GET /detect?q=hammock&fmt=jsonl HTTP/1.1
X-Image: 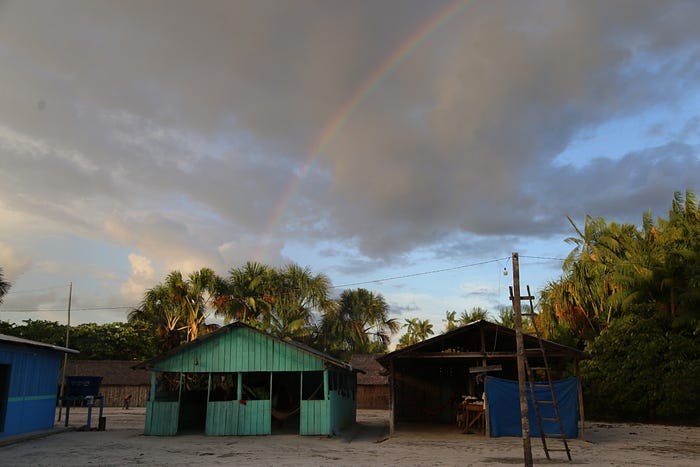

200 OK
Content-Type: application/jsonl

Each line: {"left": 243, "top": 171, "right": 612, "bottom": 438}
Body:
{"left": 270, "top": 380, "right": 323, "bottom": 421}
{"left": 271, "top": 406, "right": 300, "bottom": 421}
{"left": 420, "top": 395, "right": 459, "bottom": 417}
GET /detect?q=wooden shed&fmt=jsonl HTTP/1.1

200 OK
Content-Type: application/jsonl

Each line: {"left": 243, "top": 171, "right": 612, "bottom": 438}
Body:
{"left": 64, "top": 360, "right": 150, "bottom": 407}
{"left": 377, "top": 320, "right": 586, "bottom": 437}
{"left": 0, "top": 334, "right": 78, "bottom": 438}
{"left": 349, "top": 354, "right": 389, "bottom": 410}
{"left": 136, "top": 322, "right": 358, "bottom": 436}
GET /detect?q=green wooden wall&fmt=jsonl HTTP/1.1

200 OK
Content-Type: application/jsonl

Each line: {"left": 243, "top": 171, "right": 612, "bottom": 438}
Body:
{"left": 143, "top": 326, "right": 356, "bottom": 436}
{"left": 152, "top": 326, "right": 326, "bottom": 374}
{"left": 145, "top": 401, "right": 179, "bottom": 435}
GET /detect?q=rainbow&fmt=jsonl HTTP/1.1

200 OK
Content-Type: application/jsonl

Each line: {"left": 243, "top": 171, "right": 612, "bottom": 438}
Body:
{"left": 254, "top": 0, "right": 470, "bottom": 261}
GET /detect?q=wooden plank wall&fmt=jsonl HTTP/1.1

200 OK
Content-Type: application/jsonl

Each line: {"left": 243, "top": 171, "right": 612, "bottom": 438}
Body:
{"left": 206, "top": 401, "right": 239, "bottom": 435}
{"left": 357, "top": 385, "right": 390, "bottom": 410}
{"left": 0, "top": 345, "right": 63, "bottom": 437}
{"left": 99, "top": 385, "right": 149, "bottom": 407}
{"left": 154, "top": 327, "right": 326, "bottom": 374}
{"left": 300, "top": 400, "right": 330, "bottom": 435}
{"left": 144, "top": 401, "right": 179, "bottom": 435}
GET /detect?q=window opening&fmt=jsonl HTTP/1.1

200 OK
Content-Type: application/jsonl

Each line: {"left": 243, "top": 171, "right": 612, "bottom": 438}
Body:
{"left": 241, "top": 372, "right": 270, "bottom": 400}
{"left": 209, "top": 373, "right": 238, "bottom": 402}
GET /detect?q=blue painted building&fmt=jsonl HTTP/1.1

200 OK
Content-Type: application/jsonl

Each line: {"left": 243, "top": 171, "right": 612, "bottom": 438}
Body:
{"left": 0, "top": 334, "right": 79, "bottom": 437}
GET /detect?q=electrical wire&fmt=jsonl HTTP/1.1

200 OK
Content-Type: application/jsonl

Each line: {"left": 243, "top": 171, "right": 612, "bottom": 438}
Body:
{"left": 4, "top": 285, "right": 68, "bottom": 295}
{"left": 330, "top": 257, "right": 510, "bottom": 289}
{"left": 0, "top": 305, "right": 135, "bottom": 313}
{"left": 2, "top": 254, "right": 550, "bottom": 313}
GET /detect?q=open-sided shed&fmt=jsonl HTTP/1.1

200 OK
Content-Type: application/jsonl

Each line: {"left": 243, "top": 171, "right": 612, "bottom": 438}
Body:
{"left": 0, "top": 334, "right": 78, "bottom": 438}
{"left": 136, "top": 322, "right": 357, "bottom": 436}
{"left": 377, "top": 320, "right": 586, "bottom": 437}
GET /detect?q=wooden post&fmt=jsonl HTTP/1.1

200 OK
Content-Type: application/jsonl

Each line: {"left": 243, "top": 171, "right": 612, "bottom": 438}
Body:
{"left": 389, "top": 359, "right": 395, "bottom": 435}
{"left": 576, "top": 360, "right": 585, "bottom": 440}
{"left": 512, "top": 253, "right": 533, "bottom": 466}
{"left": 57, "top": 282, "right": 72, "bottom": 422}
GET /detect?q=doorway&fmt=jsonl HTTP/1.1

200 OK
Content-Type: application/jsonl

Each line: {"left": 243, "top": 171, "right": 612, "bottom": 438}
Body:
{"left": 178, "top": 373, "right": 208, "bottom": 433}
{"left": 271, "top": 372, "right": 301, "bottom": 434}
{"left": 0, "top": 364, "right": 9, "bottom": 433}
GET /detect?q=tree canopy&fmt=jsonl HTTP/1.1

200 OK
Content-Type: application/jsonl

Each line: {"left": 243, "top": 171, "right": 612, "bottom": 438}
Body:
{"left": 540, "top": 191, "right": 700, "bottom": 421}
{"left": 0, "top": 268, "right": 10, "bottom": 305}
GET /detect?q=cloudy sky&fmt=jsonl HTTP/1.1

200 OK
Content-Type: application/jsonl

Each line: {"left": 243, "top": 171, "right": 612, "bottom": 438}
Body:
{"left": 1, "top": 0, "right": 699, "bottom": 336}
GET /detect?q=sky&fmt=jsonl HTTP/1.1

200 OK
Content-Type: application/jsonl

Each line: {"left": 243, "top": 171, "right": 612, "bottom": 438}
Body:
{"left": 1, "top": 0, "right": 699, "bottom": 339}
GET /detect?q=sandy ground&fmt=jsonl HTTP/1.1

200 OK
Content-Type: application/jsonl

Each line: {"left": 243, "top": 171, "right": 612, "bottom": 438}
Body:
{"left": 1, "top": 408, "right": 699, "bottom": 466}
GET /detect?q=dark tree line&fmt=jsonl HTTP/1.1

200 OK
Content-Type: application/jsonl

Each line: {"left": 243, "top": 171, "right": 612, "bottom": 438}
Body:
{"left": 538, "top": 191, "right": 700, "bottom": 423}
{"left": 0, "top": 319, "right": 159, "bottom": 361}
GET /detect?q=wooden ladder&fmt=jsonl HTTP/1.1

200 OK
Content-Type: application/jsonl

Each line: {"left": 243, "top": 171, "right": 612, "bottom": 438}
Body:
{"left": 521, "top": 285, "right": 572, "bottom": 461}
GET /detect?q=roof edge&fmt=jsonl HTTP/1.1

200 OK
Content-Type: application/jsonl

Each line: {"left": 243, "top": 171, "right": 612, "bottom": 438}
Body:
{"left": 0, "top": 333, "right": 80, "bottom": 354}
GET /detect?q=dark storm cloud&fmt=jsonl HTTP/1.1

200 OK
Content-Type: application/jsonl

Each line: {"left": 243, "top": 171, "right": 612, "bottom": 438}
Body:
{"left": 0, "top": 0, "right": 698, "bottom": 271}
{"left": 317, "top": 1, "right": 700, "bottom": 257}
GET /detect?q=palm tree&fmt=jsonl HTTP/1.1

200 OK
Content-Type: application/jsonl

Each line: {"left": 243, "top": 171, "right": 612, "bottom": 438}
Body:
{"left": 443, "top": 310, "right": 458, "bottom": 332}
{"left": 397, "top": 318, "right": 434, "bottom": 348}
{"left": 221, "top": 262, "right": 333, "bottom": 341}
{"left": 268, "top": 264, "right": 334, "bottom": 341}
{"left": 496, "top": 307, "right": 515, "bottom": 328}
{"left": 0, "top": 268, "right": 10, "bottom": 304}
{"left": 559, "top": 215, "right": 622, "bottom": 334}
{"left": 129, "top": 281, "right": 183, "bottom": 351}
{"left": 458, "top": 307, "right": 489, "bottom": 325}
{"left": 181, "top": 268, "right": 222, "bottom": 342}
{"left": 130, "top": 267, "right": 223, "bottom": 348}
{"left": 320, "top": 288, "right": 399, "bottom": 357}
{"left": 217, "top": 262, "right": 275, "bottom": 326}
{"left": 563, "top": 215, "right": 609, "bottom": 271}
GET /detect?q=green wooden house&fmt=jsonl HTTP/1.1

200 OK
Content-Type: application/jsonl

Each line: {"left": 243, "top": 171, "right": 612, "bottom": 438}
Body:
{"left": 135, "top": 322, "right": 357, "bottom": 436}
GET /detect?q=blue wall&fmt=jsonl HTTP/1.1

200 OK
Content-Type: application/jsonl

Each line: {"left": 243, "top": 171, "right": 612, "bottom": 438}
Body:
{"left": 0, "top": 343, "right": 64, "bottom": 437}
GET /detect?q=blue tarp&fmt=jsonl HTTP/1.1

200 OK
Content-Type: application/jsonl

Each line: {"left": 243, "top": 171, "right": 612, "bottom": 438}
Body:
{"left": 484, "top": 376, "right": 579, "bottom": 438}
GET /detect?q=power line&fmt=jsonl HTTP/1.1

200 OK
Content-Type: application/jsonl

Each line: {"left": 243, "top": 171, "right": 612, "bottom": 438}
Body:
{"left": 4, "top": 285, "right": 68, "bottom": 295}
{"left": 519, "top": 255, "right": 566, "bottom": 262}
{"left": 331, "top": 257, "right": 510, "bottom": 289}
{"left": 2, "top": 254, "right": 543, "bottom": 312}
{"left": 0, "top": 305, "right": 134, "bottom": 313}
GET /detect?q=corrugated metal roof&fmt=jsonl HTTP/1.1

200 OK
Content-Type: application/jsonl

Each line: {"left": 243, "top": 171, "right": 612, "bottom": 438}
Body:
{"left": 0, "top": 333, "right": 79, "bottom": 354}
{"left": 377, "top": 320, "right": 587, "bottom": 367}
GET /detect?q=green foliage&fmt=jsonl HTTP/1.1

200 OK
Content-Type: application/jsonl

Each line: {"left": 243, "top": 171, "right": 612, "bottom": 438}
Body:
{"left": 319, "top": 288, "right": 398, "bottom": 359}
{"left": 70, "top": 321, "right": 159, "bottom": 360}
{"left": 0, "top": 319, "right": 159, "bottom": 361}
{"left": 0, "top": 267, "right": 10, "bottom": 304}
{"left": 218, "top": 262, "right": 334, "bottom": 343}
{"left": 443, "top": 310, "right": 458, "bottom": 332}
{"left": 496, "top": 307, "right": 515, "bottom": 328}
{"left": 540, "top": 191, "right": 700, "bottom": 422}
{"left": 397, "top": 317, "right": 434, "bottom": 349}
{"left": 4, "top": 319, "right": 66, "bottom": 346}
{"left": 130, "top": 267, "right": 224, "bottom": 349}
{"left": 459, "top": 307, "right": 489, "bottom": 325}
{"left": 581, "top": 307, "right": 700, "bottom": 423}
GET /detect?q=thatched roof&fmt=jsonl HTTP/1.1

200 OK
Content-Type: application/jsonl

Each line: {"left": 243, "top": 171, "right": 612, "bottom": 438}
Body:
{"left": 350, "top": 354, "right": 388, "bottom": 386}
{"left": 64, "top": 360, "right": 150, "bottom": 386}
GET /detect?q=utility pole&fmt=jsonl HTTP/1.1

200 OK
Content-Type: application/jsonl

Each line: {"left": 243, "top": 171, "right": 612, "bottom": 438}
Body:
{"left": 57, "top": 282, "right": 72, "bottom": 422}
{"left": 511, "top": 253, "right": 533, "bottom": 466}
